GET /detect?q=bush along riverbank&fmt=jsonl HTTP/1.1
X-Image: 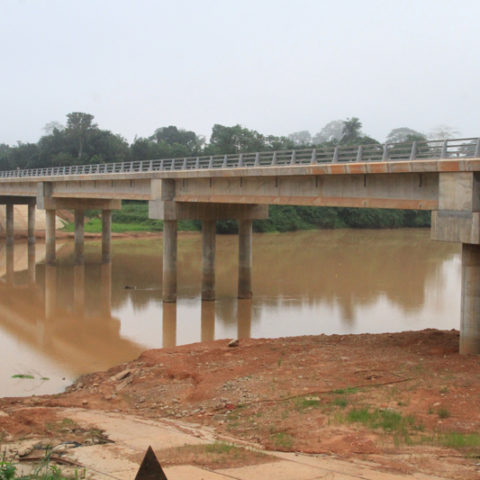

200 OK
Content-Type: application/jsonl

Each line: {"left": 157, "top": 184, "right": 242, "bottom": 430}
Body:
{"left": 61, "top": 201, "right": 431, "bottom": 234}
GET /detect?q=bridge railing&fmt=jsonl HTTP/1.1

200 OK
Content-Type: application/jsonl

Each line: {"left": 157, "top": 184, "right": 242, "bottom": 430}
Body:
{"left": 0, "top": 137, "right": 479, "bottom": 179}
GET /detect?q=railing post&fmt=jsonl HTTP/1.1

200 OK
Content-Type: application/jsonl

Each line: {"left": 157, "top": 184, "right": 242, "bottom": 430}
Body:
{"left": 208, "top": 156, "right": 213, "bottom": 169}
{"left": 332, "top": 146, "right": 339, "bottom": 163}
{"left": 149, "top": 160, "right": 153, "bottom": 171}
{"left": 409, "top": 141, "right": 417, "bottom": 161}
{"left": 441, "top": 140, "right": 448, "bottom": 158}
{"left": 254, "top": 152, "right": 260, "bottom": 167}
{"left": 382, "top": 144, "right": 388, "bottom": 162}
{"left": 356, "top": 145, "right": 363, "bottom": 162}
{"left": 290, "top": 150, "right": 296, "bottom": 165}
{"left": 271, "top": 151, "right": 277, "bottom": 166}
{"left": 238, "top": 153, "right": 243, "bottom": 167}
{"left": 311, "top": 149, "right": 317, "bottom": 164}
{"left": 222, "top": 155, "right": 228, "bottom": 168}
{"left": 475, "top": 138, "right": 480, "bottom": 157}
{"left": 170, "top": 159, "right": 176, "bottom": 170}
{"left": 182, "top": 158, "right": 187, "bottom": 169}
{"left": 195, "top": 157, "right": 200, "bottom": 169}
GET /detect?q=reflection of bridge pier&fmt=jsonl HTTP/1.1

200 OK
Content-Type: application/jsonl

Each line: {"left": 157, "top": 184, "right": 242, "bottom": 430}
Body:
{"left": 201, "top": 300, "right": 215, "bottom": 342}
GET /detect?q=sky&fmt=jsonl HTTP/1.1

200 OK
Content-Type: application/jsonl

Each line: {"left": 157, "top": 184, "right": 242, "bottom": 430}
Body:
{"left": 1, "top": 0, "right": 479, "bottom": 146}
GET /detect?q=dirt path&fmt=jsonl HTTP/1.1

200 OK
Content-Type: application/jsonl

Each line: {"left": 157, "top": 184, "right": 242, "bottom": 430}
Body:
{"left": 1, "top": 329, "right": 479, "bottom": 479}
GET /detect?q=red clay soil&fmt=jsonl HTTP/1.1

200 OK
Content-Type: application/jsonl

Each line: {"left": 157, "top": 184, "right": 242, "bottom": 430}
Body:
{"left": 1, "top": 329, "right": 480, "bottom": 479}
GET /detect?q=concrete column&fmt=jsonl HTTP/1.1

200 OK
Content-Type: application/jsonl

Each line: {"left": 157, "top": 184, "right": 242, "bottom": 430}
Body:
{"left": 100, "top": 262, "right": 112, "bottom": 317}
{"left": 45, "top": 264, "right": 56, "bottom": 321}
{"left": 102, "top": 210, "right": 112, "bottom": 263}
{"left": 460, "top": 244, "right": 480, "bottom": 354}
{"left": 73, "top": 264, "right": 85, "bottom": 316}
{"left": 28, "top": 242, "right": 36, "bottom": 285}
{"left": 201, "top": 300, "right": 215, "bottom": 342}
{"left": 5, "top": 204, "right": 14, "bottom": 247}
{"left": 28, "top": 202, "right": 36, "bottom": 245}
{"left": 162, "top": 220, "right": 177, "bottom": 302}
{"left": 5, "top": 245, "right": 14, "bottom": 285}
{"left": 202, "top": 220, "right": 216, "bottom": 301}
{"left": 237, "top": 299, "right": 252, "bottom": 340}
{"left": 238, "top": 219, "right": 253, "bottom": 299}
{"left": 45, "top": 209, "right": 56, "bottom": 265}
{"left": 74, "top": 210, "right": 85, "bottom": 265}
{"left": 162, "top": 302, "right": 177, "bottom": 347}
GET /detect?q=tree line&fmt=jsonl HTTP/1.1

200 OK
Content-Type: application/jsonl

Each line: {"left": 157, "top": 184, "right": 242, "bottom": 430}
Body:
{"left": 0, "top": 113, "right": 433, "bottom": 231}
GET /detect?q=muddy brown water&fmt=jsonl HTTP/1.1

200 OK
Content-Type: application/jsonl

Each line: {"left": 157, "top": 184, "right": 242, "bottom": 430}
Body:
{"left": 0, "top": 229, "right": 460, "bottom": 397}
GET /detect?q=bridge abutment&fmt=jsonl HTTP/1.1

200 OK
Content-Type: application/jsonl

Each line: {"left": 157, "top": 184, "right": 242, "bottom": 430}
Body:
{"left": 432, "top": 172, "right": 480, "bottom": 353}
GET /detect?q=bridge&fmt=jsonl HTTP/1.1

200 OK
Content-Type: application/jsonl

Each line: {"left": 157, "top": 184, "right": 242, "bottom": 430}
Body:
{"left": 1, "top": 136, "right": 480, "bottom": 353}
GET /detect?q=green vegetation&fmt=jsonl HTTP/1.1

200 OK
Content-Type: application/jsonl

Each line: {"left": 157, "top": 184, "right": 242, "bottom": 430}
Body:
{"left": 293, "top": 396, "right": 321, "bottom": 412}
{"left": 0, "top": 448, "right": 84, "bottom": 480}
{"left": 343, "top": 408, "right": 418, "bottom": 436}
{"left": 11, "top": 374, "right": 35, "bottom": 380}
{"left": 438, "top": 408, "right": 451, "bottom": 419}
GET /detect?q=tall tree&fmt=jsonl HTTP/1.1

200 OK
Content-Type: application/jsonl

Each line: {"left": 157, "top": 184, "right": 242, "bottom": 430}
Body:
{"left": 341, "top": 117, "right": 362, "bottom": 144}
{"left": 386, "top": 128, "right": 426, "bottom": 144}
{"left": 313, "top": 120, "right": 345, "bottom": 144}
{"left": 66, "top": 112, "right": 97, "bottom": 159}
{"left": 288, "top": 130, "right": 312, "bottom": 147}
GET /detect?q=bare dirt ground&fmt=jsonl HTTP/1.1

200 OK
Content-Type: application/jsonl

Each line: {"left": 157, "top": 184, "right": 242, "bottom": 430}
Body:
{"left": 1, "top": 329, "right": 480, "bottom": 479}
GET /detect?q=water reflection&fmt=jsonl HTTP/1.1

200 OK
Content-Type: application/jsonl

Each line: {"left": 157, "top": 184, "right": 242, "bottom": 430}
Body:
{"left": 0, "top": 229, "right": 461, "bottom": 397}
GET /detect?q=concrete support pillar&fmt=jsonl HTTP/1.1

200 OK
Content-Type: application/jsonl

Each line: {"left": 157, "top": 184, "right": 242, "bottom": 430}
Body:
{"left": 28, "top": 202, "right": 36, "bottom": 245}
{"left": 5, "top": 245, "right": 14, "bottom": 285}
{"left": 237, "top": 299, "right": 252, "bottom": 340}
{"left": 45, "top": 264, "right": 56, "bottom": 321}
{"left": 201, "top": 301, "right": 215, "bottom": 342}
{"left": 5, "top": 204, "right": 14, "bottom": 247}
{"left": 102, "top": 210, "right": 112, "bottom": 263}
{"left": 460, "top": 244, "right": 480, "bottom": 354}
{"left": 202, "top": 220, "right": 216, "bottom": 301}
{"left": 73, "top": 264, "right": 85, "bottom": 316}
{"left": 74, "top": 210, "right": 85, "bottom": 265}
{"left": 162, "top": 220, "right": 177, "bottom": 302}
{"left": 238, "top": 219, "right": 253, "bottom": 299}
{"left": 162, "top": 302, "right": 177, "bottom": 347}
{"left": 45, "top": 209, "right": 56, "bottom": 265}
{"left": 28, "top": 243, "right": 36, "bottom": 285}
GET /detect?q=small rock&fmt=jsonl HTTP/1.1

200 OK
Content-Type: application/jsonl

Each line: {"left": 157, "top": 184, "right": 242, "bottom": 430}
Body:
{"left": 110, "top": 369, "right": 132, "bottom": 382}
{"left": 82, "top": 400, "right": 88, "bottom": 406}
{"left": 228, "top": 339, "right": 239, "bottom": 347}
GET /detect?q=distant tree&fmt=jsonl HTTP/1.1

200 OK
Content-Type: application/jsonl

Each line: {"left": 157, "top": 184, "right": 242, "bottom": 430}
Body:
{"left": 386, "top": 128, "right": 426, "bottom": 144}
{"left": 313, "top": 120, "right": 345, "bottom": 144}
{"left": 66, "top": 112, "right": 97, "bottom": 159}
{"left": 428, "top": 125, "right": 460, "bottom": 140}
{"left": 288, "top": 130, "right": 312, "bottom": 147}
{"left": 43, "top": 121, "right": 65, "bottom": 135}
{"left": 151, "top": 126, "right": 203, "bottom": 153}
{"left": 340, "top": 117, "right": 362, "bottom": 144}
{"left": 208, "top": 124, "right": 266, "bottom": 154}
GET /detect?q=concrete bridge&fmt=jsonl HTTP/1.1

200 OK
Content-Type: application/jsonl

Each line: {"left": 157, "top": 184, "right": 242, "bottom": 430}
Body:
{"left": 1, "top": 137, "right": 480, "bottom": 353}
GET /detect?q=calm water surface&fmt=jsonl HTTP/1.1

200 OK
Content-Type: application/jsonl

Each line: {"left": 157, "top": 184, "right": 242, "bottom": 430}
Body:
{"left": 0, "top": 229, "right": 460, "bottom": 397}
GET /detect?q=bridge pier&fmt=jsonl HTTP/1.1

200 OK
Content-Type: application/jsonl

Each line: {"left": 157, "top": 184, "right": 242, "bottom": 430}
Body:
{"left": 102, "top": 210, "right": 112, "bottom": 263}
{"left": 74, "top": 210, "right": 85, "bottom": 265}
{"left": 202, "top": 220, "right": 216, "bottom": 301}
{"left": 28, "top": 201, "right": 36, "bottom": 245}
{"left": 162, "top": 302, "right": 177, "bottom": 347}
{"left": 45, "top": 209, "right": 56, "bottom": 265}
{"left": 5, "top": 204, "right": 14, "bottom": 247}
{"left": 238, "top": 220, "right": 252, "bottom": 299}
{"left": 162, "top": 220, "right": 177, "bottom": 302}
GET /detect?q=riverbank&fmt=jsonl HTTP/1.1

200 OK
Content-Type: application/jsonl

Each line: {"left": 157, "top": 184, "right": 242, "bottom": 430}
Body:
{"left": 0, "top": 329, "right": 478, "bottom": 479}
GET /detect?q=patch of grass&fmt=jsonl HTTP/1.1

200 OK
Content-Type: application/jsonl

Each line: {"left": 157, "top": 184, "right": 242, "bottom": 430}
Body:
{"left": 438, "top": 408, "right": 450, "bottom": 419}
{"left": 270, "top": 432, "right": 294, "bottom": 449}
{"left": 11, "top": 374, "right": 35, "bottom": 380}
{"left": 293, "top": 396, "right": 321, "bottom": 412}
{"left": 438, "top": 432, "right": 480, "bottom": 449}
{"left": 344, "top": 408, "right": 416, "bottom": 435}
{"left": 333, "top": 397, "right": 348, "bottom": 408}
{"left": 331, "top": 387, "right": 359, "bottom": 395}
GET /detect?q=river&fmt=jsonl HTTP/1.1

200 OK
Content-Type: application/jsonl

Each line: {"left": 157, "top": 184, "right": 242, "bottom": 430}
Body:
{"left": 0, "top": 229, "right": 460, "bottom": 397}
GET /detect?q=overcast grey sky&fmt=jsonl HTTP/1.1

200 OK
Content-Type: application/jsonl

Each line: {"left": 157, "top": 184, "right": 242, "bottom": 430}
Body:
{"left": 1, "top": 0, "right": 479, "bottom": 145}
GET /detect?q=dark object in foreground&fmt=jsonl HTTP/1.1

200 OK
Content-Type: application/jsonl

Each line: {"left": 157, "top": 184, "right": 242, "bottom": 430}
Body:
{"left": 135, "top": 446, "right": 168, "bottom": 480}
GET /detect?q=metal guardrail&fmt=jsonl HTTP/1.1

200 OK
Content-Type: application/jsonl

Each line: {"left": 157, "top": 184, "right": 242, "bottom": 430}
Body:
{"left": 0, "top": 137, "right": 479, "bottom": 179}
